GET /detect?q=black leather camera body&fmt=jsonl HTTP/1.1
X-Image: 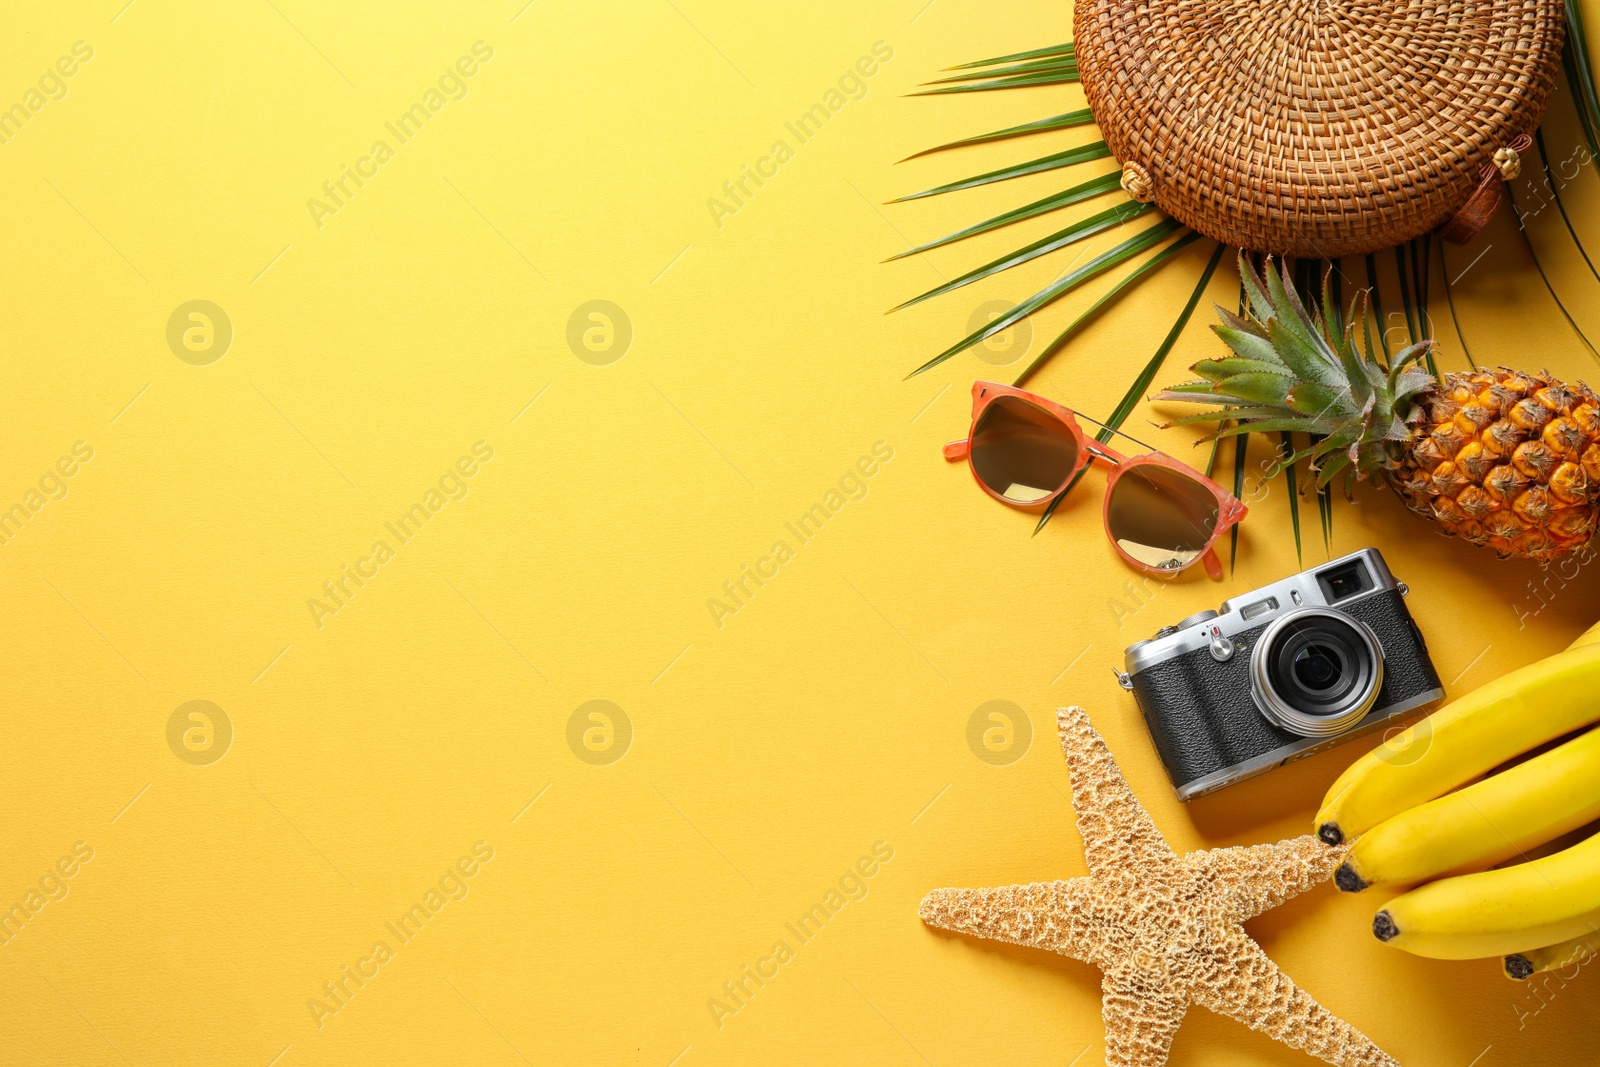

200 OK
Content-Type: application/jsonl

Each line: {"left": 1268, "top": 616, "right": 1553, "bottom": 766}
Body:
{"left": 1117, "top": 548, "right": 1444, "bottom": 801}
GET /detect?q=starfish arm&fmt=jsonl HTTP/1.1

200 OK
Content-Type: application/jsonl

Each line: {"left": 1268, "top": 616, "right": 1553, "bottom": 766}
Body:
{"left": 919, "top": 879, "right": 1095, "bottom": 961}
{"left": 1191, "top": 931, "right": 1398, "bottom": 1067}
{"left": 1101, "top": 967, "right": 1189, "bottom": 1067}
{"left": 1056, "top": 706, "right": 1174, "bottom": 874}
{"left": 1188, "top": 836, "right": 1350, "bottom": 923}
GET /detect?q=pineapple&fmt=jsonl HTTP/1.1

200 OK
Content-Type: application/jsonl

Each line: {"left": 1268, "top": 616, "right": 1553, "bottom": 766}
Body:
{"left": 1152, "top": 254, "right": 1600, "bottom": 561}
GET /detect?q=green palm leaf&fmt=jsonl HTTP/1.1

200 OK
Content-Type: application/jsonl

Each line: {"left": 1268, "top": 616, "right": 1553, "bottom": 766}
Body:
{"left": 923, "top": 57, "right": 1080, "bottom": 85}
{"left": 1279, "top": 432, "right": 1303, "bottom": 564}
{"left": 1229, "top": 284, "right": 1249, "bottom": 573}
{"left": 1363, "top": 253, "right": 1392, "bottom": 361}
{"left": 1418, "top": 237, "right": 1433, "bottom": 358}
{"left": 890, "top": 200, "right": 1152, "bottom": 311}
{"left": 886, "top": 172, "right": 1122, "bottom": 260}
{"left": 943, "top": 42, "right": 1074, "bottom": 69}
{"left": 1205, "top": 427, "right": 1225, "bottom": 478}
{"left": 891, "top": 142, "right": 1110, "bottom": 202}
{"left": 1107, "top": 243, "right": 1226, "bottom": 428}
{"left": 1507, "top": 187, "right": 1600, "bottom": 363}
{"left": 1012, "top": 229, "right": 1202, "bottom": 386}
{"left": 899, "top": 110, "right": 1097, "bottom": 161}
{"left": 905, "top": 217, "right": 1185, "bottom": 378}
{"left": 1437, "top": 242, "right": 1479, "bottom": 369}
{"left": 1230, "top": 430, "right": 1249, "bottom": 573}
{"left": 911, "top": 67, "right": 1079, "bottom": 96}
{"left": 1393, "top": 245, "right": 1415, "bottom": 342}
{"left": 1564, "top": 0, "right": 1600, "bottom": 157}
{"left": 1395, "top": 241, "right": 1440, "bottom": 374}
{"left": 1533, "top": 129, "right": 1600, "bottom": 286}
{"left": 1032, "top": 241, "right": 1226, "bottom": 531}
{"left": 1317, "top": 460, "right": 1334, "bottom": 552}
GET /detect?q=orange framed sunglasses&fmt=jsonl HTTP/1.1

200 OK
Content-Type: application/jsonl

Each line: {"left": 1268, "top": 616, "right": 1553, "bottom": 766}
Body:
{"left": 944, "top": 382, "right": 1247, "bottom": 580}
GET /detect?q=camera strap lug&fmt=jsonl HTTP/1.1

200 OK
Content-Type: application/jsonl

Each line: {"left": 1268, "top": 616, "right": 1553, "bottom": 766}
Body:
{"left": 1112, "top": 668, "right": 1133, "bottom": 691}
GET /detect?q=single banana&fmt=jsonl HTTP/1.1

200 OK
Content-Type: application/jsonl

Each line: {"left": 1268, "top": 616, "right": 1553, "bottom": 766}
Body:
{"left": 1569, "top": 619, "right": 1600, "bottom": 652}
{"left": 1374, "top": 829, "right": 1600, "bottom": 959}
{"left": 1314, "top": 643, "right": 1600, "bottom": 845}
{"left": 1504, "top": 927, "right": 1600, "bottom": 980}
{"left": 1334, "top": 725, "right": 1600, "bottom": 891}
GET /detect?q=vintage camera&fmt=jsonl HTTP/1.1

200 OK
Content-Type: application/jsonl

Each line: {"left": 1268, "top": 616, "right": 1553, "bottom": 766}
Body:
{"left": 1117, "top": 548, "right": 1444, "bottom": 801}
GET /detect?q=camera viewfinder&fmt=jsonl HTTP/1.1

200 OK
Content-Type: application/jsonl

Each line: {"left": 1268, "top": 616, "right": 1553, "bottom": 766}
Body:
{"left": 1316, "top": 559, "right": 1373, "bottom": 603}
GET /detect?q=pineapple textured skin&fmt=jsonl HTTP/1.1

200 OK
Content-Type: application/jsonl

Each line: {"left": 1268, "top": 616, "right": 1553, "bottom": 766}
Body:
{"left": 1389, "top": 369, "right": 1600, "bottom": 561}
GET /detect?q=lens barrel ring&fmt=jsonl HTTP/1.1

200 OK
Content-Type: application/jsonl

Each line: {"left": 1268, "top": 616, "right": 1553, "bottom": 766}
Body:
{"left": 1248, "top": 608, "right": 1384, "bottom": 737}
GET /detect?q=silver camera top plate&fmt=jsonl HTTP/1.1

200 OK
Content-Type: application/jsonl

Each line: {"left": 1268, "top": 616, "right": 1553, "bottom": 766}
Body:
{"left": 1121, "top": 547, "right": 1402, "bottom": 676}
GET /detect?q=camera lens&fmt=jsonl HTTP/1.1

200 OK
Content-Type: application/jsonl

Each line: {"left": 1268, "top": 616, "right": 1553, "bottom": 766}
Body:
{"left": 1272, "top": 629, "right": 1358, "bottom": 712}
{"left": 1293, "top": 644, "right": 1342, "bottom": 690}
{"left": 1250, "top": 609, "right": 1383, "bottom": 737}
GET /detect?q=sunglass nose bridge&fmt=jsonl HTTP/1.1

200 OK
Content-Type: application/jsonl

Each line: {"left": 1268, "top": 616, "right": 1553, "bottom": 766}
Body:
{"left": 1084, "top": 441, "right": 1119, "bottom": 462}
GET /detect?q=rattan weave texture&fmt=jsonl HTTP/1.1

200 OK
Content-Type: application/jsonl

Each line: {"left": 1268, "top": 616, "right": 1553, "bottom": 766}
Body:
{"left": 1074, "top": 0, "right": 1567, "bottom": 256}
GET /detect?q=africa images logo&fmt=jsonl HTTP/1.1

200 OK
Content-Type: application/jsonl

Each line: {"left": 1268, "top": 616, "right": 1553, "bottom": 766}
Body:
{"left": 705, "top": 41, "right": 894, "bottom": 229}
{"left": 307, "top": 842, "right": 495, "bottom": 1030}
{"left": 705, "top": 841, "right": 894, "bottom": 1029}
{"left": 707, "top": 442, "right": 893, "bottom": 628}
{"left": 0, "top": 40, "right": 93, "bottom": 147}
{"left": 306, "top": 442, "right": 494, "bottom": 629}
{"left": 306, "top": 42, "right": 495, "bottom": 229}
{"left": 0, "top": 440, "right": 94, "bottom": 549}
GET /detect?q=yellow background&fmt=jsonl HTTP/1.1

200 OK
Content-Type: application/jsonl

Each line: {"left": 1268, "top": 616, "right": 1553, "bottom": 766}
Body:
{"left": 4, "top": 1, "right": 1600, "bottom": 1064}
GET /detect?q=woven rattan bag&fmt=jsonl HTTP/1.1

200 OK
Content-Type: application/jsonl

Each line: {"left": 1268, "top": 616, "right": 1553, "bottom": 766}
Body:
{"left": 1075, "top": 0, "right": 1568, "bottom": 257}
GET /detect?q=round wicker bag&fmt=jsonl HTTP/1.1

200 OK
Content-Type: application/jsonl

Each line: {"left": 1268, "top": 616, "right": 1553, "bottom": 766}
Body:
{"left": 1074, "top": 0, "right": 1567, "bottom": 257}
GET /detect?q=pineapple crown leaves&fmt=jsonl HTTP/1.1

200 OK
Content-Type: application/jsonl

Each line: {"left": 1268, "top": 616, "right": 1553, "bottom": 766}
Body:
{"left": 1150, "top": 252, "right": 1438, "bottom": 496}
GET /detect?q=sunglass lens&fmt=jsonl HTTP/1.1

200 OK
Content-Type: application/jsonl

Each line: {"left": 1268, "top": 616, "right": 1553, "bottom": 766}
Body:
{"left": 1105, "top": 464, "right": 1221, "bottom": 570}
{"left": 969, "top": 396, "right": 1079, "bottom": 503}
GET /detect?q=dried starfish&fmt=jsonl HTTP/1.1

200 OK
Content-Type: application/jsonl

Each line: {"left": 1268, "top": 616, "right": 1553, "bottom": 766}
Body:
{"left": 920, "top": 706, "right": 1397, "bottom": 1067}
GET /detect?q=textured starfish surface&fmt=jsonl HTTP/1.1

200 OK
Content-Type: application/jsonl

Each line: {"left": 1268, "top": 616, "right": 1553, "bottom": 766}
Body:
{"left": 919, "top": 706, "right": 1398, "bottom": 1067}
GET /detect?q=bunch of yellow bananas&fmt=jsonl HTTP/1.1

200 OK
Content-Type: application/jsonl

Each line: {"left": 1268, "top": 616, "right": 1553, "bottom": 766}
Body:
{"left": 1315, "top": 620, "right": 1600, "bottom": 980}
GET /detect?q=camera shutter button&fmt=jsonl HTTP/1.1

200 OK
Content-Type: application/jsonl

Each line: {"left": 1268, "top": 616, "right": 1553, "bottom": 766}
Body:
{"left": 1207, "top": 625, "right": 1235, "bottom": 662}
